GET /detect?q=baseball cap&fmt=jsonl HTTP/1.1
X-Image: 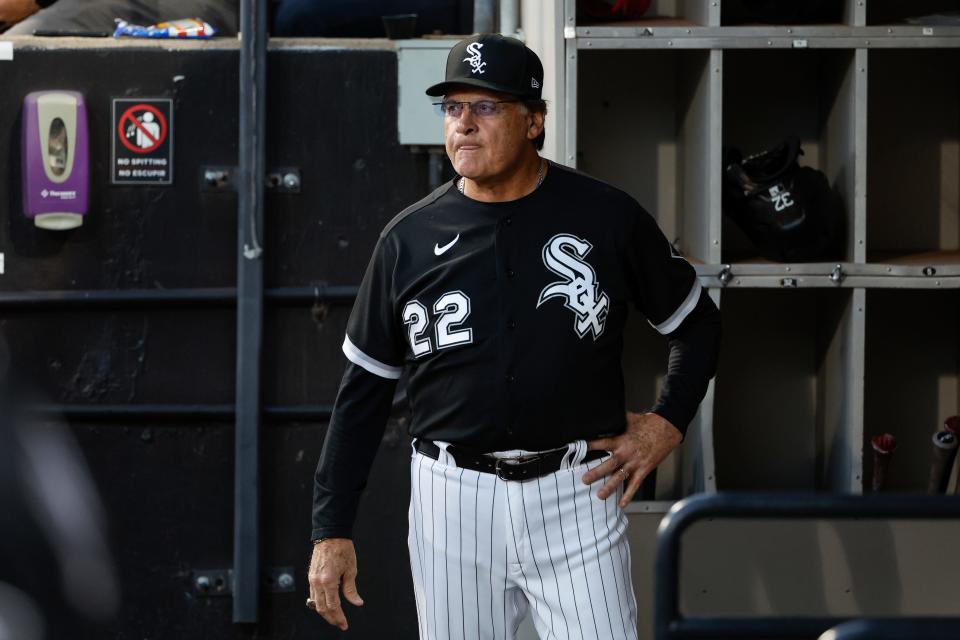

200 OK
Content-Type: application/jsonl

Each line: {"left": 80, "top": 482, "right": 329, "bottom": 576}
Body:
{"left": 425, "top": 34, "right": 544, "bottom": 100}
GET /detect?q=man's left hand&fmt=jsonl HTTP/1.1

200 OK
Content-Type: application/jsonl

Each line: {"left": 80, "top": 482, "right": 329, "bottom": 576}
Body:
{"left": 582, "top": 411, "right": 683, "bottom": 508}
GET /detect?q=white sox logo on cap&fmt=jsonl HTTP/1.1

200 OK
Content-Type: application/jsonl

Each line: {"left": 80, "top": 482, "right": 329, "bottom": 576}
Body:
{"left": 463, "top": 42, "right": 486, "bottom": 75}
{"left": 537, "top": 234, "right": 610, "bottom": 340}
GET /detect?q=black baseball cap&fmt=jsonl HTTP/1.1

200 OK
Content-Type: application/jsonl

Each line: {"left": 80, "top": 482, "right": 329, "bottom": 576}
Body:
{"left": 425, "top": 34, "right": 544, "bottom": 100}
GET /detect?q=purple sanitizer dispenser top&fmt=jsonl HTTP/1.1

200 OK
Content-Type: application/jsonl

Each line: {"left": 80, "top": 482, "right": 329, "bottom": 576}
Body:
{"left": 22, "top": 91, "right": 89, "bottom": 230}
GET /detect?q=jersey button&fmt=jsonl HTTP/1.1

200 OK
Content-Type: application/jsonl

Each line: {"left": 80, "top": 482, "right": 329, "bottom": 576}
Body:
{"left": 505, "top": 217, "right": 513, "bottom": 226}
{"left": 506, "top": 374, "right": 515, "bottom": 383}
{"left": 506, "top": 269, "right": 516, "bottom": 278}
{"left": 507, "top": 320, "right": 516, "bottom": 329}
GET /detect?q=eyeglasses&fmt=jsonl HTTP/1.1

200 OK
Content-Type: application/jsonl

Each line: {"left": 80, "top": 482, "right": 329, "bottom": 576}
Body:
{"left": 433, "top": 99, "right": 521, "bottom": 118}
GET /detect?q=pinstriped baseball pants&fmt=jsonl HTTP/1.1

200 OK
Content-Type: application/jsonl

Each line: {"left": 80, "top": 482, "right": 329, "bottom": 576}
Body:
{"left": 407, "top": 440, "right": 639, "bottom": 640}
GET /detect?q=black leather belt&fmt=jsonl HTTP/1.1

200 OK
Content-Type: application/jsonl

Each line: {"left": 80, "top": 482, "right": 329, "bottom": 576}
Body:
{"left": 416, "top": 439, "right": 607, "bottom": 481}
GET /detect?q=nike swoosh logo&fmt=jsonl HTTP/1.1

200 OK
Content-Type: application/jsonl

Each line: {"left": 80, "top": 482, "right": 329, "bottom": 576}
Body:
{"left": 434, "top": 234, "right": 460, "bottom": 256}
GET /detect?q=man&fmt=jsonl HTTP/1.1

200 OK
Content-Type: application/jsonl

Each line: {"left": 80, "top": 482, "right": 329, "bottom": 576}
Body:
{"left": 308, "top": 34, "right": 721, "bottom": 639}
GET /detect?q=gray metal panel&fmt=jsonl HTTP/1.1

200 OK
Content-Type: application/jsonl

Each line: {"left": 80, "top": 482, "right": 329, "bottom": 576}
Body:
{"left": 708, "top": 50, "right": 723, "bottom": 264}
{"left": 842, "top": 278, "right": 960, "bottom": 289}
{"left": 859, "top": 24, "right": 960, "bottom": 37}
{"left": 679, "top": 287, "right": 720, "bottom": 495}
{"left": 819, "top": 287, "right": 865, "bottom": 493}
{"left": 396, "top": 40, "right": 455, "bottom": 146}
{"left": 845, "top": 0, "right": 864, "bottom": 27}
{"left": 564, "top": 37, "right": 577, "bottom": 166}
{"left": 576, "top": 35, "right": 960, "bottom": 49}
{"left": 696, "top": 262, "right": 960, "bottom": 279}
{"left": 679, "top": 0, "right": 718, "bottom": 27}
{"left": 700, "top": 276, "right": 960, "bottom": 289}
{"left": 854, "top": 48, "right": 868, "bottom": 263}
{"left": 707, "top": 262, "right": 860, "bottom": 277}
{"left": 846, "top": 288, "right": 866, "bottom": 493}
{"left": 564, "top": 0, "right": 576, "bottom": 37}
{"left": 857, "top": 262, "right": 960, "bottom": 277}
{"left": 679, "top": 409, "right": 705, "bottom": 495}
{"left": 678, "top": 51, "right": 714, "bottom": 261}
{"left": 576, "top": 25, "right": 960, "bottom": 39}
{"left": 713, "top": 276, "right": 856, "bottom": 289}
{"left": 524, "top": 0, "right": 565, "bottom": 163}
{"left": 824, "top": 48, "right": 860, "bottom": 262}
{"left": 560, "top": 0, "right": 576, "bottom": 166}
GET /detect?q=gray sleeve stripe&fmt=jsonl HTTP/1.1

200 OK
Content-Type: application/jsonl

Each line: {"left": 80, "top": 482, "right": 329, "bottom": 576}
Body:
{"left": 342, "top": 335, "right": 403, "bottom": 379}
{"left": 650, "top": 280, "right": 701, "bottom": 335}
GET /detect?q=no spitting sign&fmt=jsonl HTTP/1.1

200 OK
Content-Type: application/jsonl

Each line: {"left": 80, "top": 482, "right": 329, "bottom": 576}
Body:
{"left": 112, "top": 98, "right": 173, "bottom": 185}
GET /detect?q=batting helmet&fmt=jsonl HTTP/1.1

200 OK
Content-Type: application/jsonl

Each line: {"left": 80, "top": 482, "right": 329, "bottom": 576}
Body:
{"left": 722, "top": 136, "right": 844, "bottom": 263}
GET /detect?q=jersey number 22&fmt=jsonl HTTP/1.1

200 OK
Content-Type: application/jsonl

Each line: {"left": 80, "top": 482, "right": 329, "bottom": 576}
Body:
{"left": 402, "top": 291, "right": 473, "bottom": 357}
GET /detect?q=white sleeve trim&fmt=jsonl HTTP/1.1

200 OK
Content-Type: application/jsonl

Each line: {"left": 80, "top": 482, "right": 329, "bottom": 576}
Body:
{"left": 649, "top": 280, "right": 701, "bottom": 335}
{"left": 342, "top": 335, "right": 403, "bottom": 379}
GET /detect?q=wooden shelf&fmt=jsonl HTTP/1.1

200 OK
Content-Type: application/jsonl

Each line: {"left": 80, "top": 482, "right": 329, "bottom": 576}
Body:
{"left": 867, "top": 250, "right": 960, "bottom": 266}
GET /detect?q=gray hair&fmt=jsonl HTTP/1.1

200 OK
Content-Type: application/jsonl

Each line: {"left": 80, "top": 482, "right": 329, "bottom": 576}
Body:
{"left": 519, "top": 100, "right": 548, "bottom": 151}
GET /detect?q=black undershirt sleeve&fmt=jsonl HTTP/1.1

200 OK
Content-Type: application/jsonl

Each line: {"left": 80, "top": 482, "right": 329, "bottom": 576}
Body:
{"left": 311, "top": 363, "right": 398, "bottom": 541}
{"left": 649, "top": 289, "right": 722, "bottom": 436}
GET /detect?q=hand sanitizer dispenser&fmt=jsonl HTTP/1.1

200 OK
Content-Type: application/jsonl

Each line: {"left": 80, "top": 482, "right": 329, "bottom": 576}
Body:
{"left": 22, "top": 91, "right": 89, "bottom": 230}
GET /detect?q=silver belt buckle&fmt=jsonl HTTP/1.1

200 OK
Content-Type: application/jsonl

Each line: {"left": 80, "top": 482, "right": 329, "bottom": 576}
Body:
{"left": 494, "top": 453, "right": 544, "bottom": 480}
{"left": 494, "top": 455, "right": 526, "bottom": 480}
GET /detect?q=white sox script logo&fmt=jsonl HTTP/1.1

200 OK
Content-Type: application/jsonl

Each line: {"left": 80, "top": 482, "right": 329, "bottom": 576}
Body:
{"left": 537, "top": 234, "right": 609, "bottom": 340}
{"left": 463, "top": 42, "right": 486, "bottom": 75}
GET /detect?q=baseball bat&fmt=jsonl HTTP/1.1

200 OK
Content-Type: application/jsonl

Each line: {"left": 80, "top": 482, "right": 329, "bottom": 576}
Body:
{"left": 926, "top": 430, "right": 958, "bottom": 494}
{"left": 945, "top": 415, "right": 959, "bottom": 437}
{"left": 870, "top": 433, "right": 897, "bottom": 493}
{"left": 942, "top": 416, "right": 960, "bottom": 494}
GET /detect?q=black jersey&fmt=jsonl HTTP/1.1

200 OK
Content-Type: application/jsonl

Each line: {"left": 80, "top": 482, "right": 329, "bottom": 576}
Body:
{"left": 342, "top": 161, "right": 701, "bottom": 452}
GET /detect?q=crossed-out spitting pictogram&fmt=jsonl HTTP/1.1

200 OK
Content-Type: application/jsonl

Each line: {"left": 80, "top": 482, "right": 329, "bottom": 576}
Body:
{"left": 117, "top": 104, "right": 168, "bottom": 154}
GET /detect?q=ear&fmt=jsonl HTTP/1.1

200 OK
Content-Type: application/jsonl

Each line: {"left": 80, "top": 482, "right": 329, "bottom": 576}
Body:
{"left": 526, "top": 110, "right": 545, "bottom": 141}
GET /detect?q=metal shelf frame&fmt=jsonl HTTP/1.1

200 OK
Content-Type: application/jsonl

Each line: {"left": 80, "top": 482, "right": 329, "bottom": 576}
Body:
{"left": 554, "top": 0, "right": 960, "bottom": 510}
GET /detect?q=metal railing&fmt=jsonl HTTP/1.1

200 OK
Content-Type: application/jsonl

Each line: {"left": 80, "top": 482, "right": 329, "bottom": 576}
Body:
{"left": 655, "top": 492, "right": 960, "bottom": 640}
{"left": 819, "top": 618, "right": 960, "bottom": 640}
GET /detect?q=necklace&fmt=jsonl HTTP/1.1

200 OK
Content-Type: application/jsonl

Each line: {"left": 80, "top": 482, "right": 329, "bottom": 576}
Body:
{"left": 458, "top": 158, "right": 545, "bottom": 195}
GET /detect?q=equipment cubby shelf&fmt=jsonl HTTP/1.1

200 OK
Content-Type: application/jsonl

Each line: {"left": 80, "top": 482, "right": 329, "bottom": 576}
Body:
{"left": 866, "top": 49, "right": 960, "bottom": 269}
{"left": 721, "top": 48, "right": 859, "bottom": 267}
{"left": 863, "top": 290, "right": 960, "bottom": 494}
{"left": 713, "top": 288, "right": 862, "bottom": 493}
{"left": 561, "top": 0, "right": 960, "bottom": 513}
{"left": 569, "top": 0, "right": 960, "bottom": 36}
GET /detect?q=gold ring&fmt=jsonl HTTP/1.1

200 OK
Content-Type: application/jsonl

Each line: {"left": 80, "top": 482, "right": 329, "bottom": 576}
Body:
{"left": 305, "top": 597, "right": 317, "bottom": 610}
{"left": 618, "top": 467, "right": 628, "bottom": 481}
